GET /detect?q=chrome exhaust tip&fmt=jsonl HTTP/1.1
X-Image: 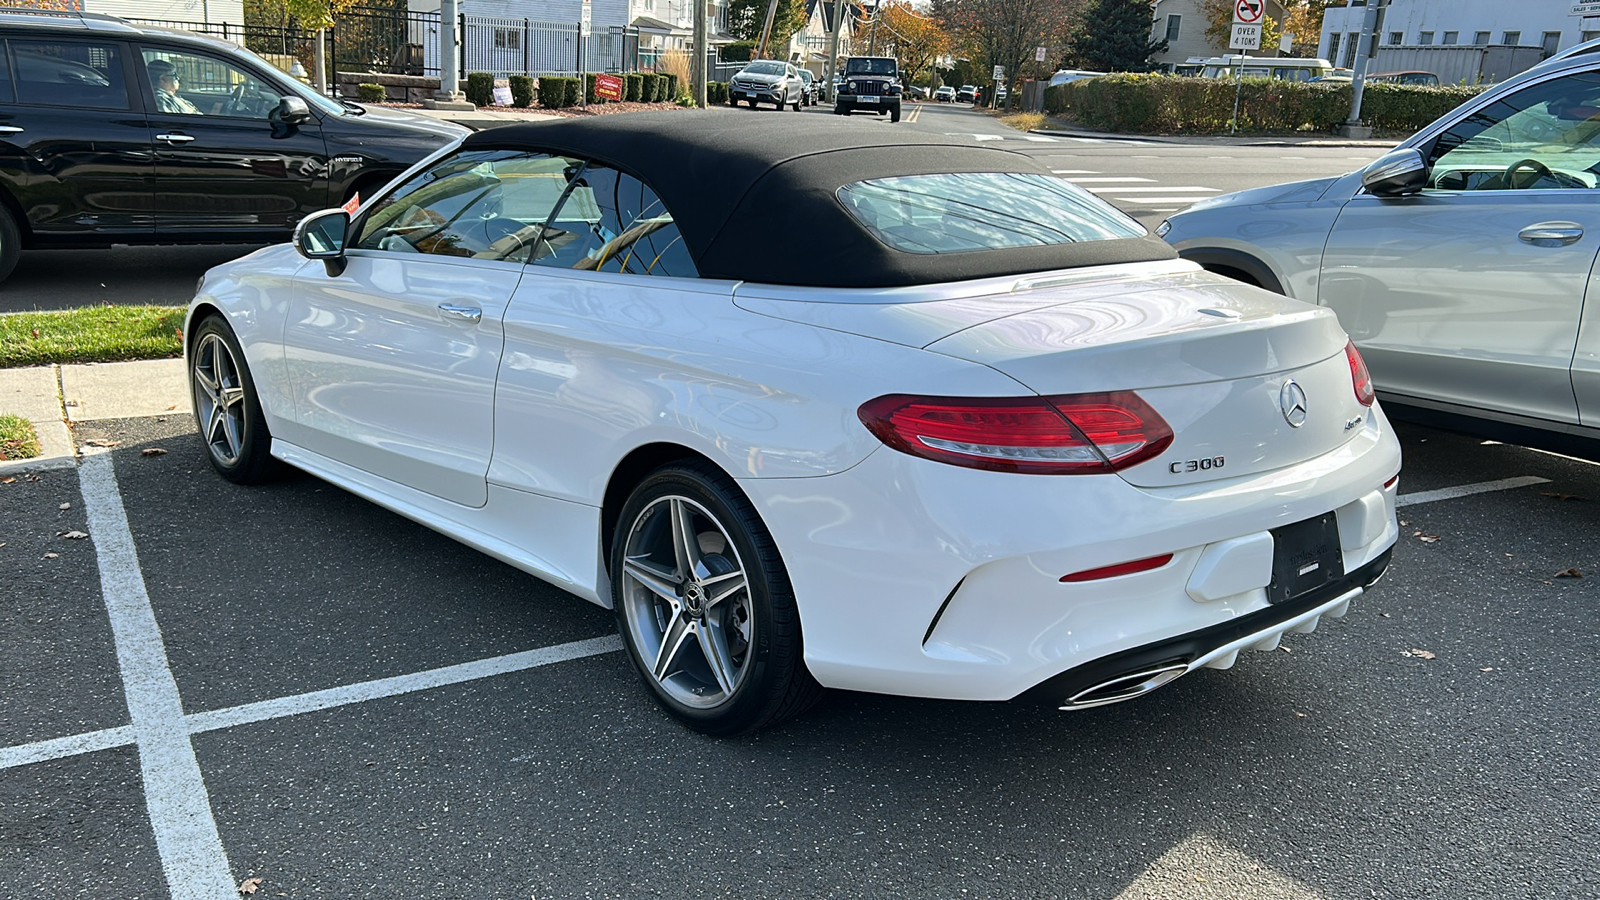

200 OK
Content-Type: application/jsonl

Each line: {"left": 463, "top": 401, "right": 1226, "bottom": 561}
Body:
{"left": 1059, "top": 662, "right": 1189, "bottom": 711}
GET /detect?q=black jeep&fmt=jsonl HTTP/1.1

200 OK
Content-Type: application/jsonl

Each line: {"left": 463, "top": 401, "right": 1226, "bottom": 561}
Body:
{"left": 834, "top": 56, "right": 902, "bottom": 122}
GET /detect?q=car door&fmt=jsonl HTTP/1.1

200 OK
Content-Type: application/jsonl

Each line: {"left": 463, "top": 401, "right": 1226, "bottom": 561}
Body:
{"left": 138, "top": 45, "right": 329, "bottom": 238}
{"left": 1319, "top": 68, "right": 1600, "bottom": 425}
{"left": 0, "top": 36, "right": 153, "bottom": 239}
{"left": 283, "top": 148, "right": 572, "bottom": 507}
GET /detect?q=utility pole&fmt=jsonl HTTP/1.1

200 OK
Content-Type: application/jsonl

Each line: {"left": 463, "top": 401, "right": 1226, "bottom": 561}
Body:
{"left": 425, "top": 0, "right": 474, "bottom": 109}
{"left": 1340, "top": 0, "right": 1387, "bottom": 138}
{"left": 866, "top": 0, "right": 881, "bottom": 56}
{"left": 755, "top": 0, "right": 781, "bottom": 59}
{"left": 825, "top": 0, "right": 844, "bottom": 100}
{"left": 693, "top": 0, "right": 707, "bottom": 106}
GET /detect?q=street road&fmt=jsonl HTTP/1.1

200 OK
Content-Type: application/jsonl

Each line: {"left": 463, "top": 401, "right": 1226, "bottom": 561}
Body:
{"left": 0, "top": 104, "right": 1387, "bottom": 312}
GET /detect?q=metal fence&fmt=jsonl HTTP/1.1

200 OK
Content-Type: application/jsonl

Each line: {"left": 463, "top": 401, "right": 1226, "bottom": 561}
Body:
{"left": 139, "top": 7, "right": 641, "bottom": 82}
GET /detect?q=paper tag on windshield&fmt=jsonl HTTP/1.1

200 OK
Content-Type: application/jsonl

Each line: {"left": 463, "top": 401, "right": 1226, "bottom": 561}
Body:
{"left": 341, "top": 193, "right": 360, "bottom": 214}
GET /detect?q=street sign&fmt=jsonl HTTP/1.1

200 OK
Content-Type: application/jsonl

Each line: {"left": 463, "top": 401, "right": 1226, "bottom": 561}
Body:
{"left": 1035, "top": 46, "right": 1047, "bottom": 63}
{"left": 1230, "top": 23, "right": 1261, "bottom": 50}
{"left": 594, "top": 73, "right": 623, "bottom": 100}
{"left": 993, "top": 65, "right": 1004, "bottom": 80}
{"left": 1233, "top": 0, "right": 1264, "bottom": 25}
{"left": 1279, "top": 31, "right": 1293, "bottom": 53}
{"left": 580, "top": 0, "right": 592, "bottom": 35}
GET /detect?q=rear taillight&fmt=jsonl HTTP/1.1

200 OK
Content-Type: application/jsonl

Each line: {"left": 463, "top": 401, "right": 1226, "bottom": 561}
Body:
{"left": 857, "top": 392, "right": 1173, "bottom": 475}
{"left": 1346, "top": 340, "right": 1375, "bottom": 406}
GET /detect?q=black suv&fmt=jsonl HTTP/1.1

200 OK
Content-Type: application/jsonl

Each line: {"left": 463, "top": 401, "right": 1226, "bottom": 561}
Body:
{"left": 0, "top": 8, "right": 468, "bottom": 283}
{"left": 834, "top": 56, "right": 902, "bottom": 122}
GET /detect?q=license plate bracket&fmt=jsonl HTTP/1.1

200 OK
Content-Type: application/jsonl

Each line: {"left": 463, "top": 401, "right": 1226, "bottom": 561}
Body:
{"left": 1267, "top": 512, "right": 1343, "bottom": 604}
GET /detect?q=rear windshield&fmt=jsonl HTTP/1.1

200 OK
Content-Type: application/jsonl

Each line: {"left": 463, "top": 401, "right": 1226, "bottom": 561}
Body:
{"left": 837, "top": 173, "right": 1146, "bottom": 254}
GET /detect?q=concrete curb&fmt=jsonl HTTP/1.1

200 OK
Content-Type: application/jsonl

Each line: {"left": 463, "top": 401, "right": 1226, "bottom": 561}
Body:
{"left": 1031, "top": 124, "right": 1396, "bottom": 149}
{"left": 0, "top": 358, "right": 189, "bottom": 472}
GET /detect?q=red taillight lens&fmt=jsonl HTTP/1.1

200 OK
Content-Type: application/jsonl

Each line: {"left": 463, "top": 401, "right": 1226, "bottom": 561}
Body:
{"left": 1061, "top": 553, "right": 1174, "bottom": 583}
{"left": 1346, "top": 340, "right": 1375, "bottom": 406}
{"left": 857, "top": 392, "right": 1173, "bottom": 474}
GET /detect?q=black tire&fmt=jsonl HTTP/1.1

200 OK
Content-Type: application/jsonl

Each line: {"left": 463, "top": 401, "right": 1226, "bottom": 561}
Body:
{"left": 0, "top": 203, "right": 21, "bottom": 285}
{"left": 611, "top": 461, "right": 822, "bottom": 735}
{"left": 747, "top": 97, "right": 758, "bottom": 108}
{"left": 791, "top": 96, "right": 801, "bottom": 111}
{"left": 834, "top": 105, "right": 848, "bottom": 115}
{"left": 890, "top": 104, "right": 901, "bottom": 123}
{"left": 189, "top": 315, "right": 276, "bottom": 484}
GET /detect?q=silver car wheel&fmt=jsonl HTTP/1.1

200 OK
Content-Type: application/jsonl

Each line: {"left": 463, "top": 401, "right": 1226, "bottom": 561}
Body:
{"left": 191, "top": 332, "right": 248, "bottom": 467}
{"left": 620, "top": 494, "right": 754, "bottom": 709}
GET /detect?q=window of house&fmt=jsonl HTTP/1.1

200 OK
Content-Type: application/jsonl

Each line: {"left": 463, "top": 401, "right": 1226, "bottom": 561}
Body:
{"left": 1328, "top": 32, "right": 1341, "bottom": 60}
{"left": 1165, "top": 15, "right": 1181, "bottom": 42}
{"left": 1419, "top": 31, "right": 1434, "bottom": 45}
{"left": 1388, "top": 31, "right": 1403, "bottom": 45}
{"left": 494, "top": 28, "right": 521, "bottom": 50}
{"left": 1542, "top": 32, "right": 1562, "bottom": 58}
{"left": 1503, "top": 31, "right": 1521, "bottom": 45}
{"left": 1344, "top": 33, "right": 1359, "bottom": 68}
{"left": 1474, "top": 31, "right": 1491, "bottom": 45}
{"left": 1443, "top": 31, "right": 1458, "bottom": 45}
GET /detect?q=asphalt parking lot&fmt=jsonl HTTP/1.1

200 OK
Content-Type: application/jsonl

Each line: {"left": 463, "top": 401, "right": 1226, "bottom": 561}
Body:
{"left": 2, "top": 408, "right": 1597, "bottom": 899}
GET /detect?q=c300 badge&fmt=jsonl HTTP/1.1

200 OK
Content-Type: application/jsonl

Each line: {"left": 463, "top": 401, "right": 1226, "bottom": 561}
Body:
{"left": 1170, "top": 456, "right": 1225, "bottom": 474}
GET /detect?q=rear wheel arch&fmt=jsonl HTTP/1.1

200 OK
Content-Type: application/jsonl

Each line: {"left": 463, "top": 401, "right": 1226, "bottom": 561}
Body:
{"left": 1179, "top": 247, "right": 1286, "bottom": 295}
{"left": 601, "top": 443, "right": 729, "bottom": 571}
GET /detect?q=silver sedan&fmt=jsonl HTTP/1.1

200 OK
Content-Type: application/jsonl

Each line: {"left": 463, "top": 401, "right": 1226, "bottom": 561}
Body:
{"left": 1160, "top": 42, "right": 1600, "bottom": 457}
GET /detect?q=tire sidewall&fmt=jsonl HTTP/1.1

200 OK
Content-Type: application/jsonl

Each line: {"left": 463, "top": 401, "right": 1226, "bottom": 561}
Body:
{"left": 0, "top": 203, "right": 22, "bottom": 285}
{"left": 610, "top": 465, "right": 786, "bottom": 733}
{"left": 190, "top": 315, "right": 272, "bottom": 483}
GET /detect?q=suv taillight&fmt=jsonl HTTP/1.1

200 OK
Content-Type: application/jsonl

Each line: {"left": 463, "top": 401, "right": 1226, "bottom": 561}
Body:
{"left": 857, "top": 393, "right": 1173, "bottom": 475}
{"left": 1345, "top": 340, "right": 1375, "bottom": 406}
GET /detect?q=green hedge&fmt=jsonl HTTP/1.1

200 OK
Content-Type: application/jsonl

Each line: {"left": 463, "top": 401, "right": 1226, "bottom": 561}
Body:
{"left": 563, "top": 76, "right": 581, "bottom": 108}
{"left": 538, "top": 75, "right": 580, "bottom": 108}
{"left": 640, "top": 73, "right": 663, "bottom": 102}
{"left": 708, "top": 81, "right": 728, "bottom": 104}
{"left": 509, "top": 74, "right": 534, "bottom": 108}
{"left": 584, "top": 72, "right": 607, "bottom": 104}
{"left": 663, "top": 73, "right": 679, "bottom": 101}
{"left": 721, "top": 40, "right": 755, "bottom": 62}
{"left": 465, "top": 71, "right": 494, "bottom": 108}
{"left": 624, "top": 72, "right": 643, "bottom": 102}
{"left": 1046, "top": 73, "right": 1486, "bottom": 135}
{"left": 356, "top": 82, "right": 385, "bottom": 102}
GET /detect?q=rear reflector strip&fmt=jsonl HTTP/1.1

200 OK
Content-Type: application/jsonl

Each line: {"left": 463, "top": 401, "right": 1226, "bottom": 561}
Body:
{"left": 1384, "top": 474, "right": 1399, "bottom": 489}
{"left": 1061, "top": 553, "right": 1174, "bottom": 583}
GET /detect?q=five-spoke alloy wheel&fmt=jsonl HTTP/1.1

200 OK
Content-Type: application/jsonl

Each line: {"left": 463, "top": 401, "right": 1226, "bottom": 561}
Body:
{"left": 189, "top": 315, "right": 275, "bottom": 483}
{"left": 612, "top": 463, "right": 820, "bottom": 734}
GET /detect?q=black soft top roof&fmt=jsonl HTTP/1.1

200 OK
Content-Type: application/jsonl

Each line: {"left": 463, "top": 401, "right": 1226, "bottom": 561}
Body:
{"left": 461, "top": 111, "right": 1174, "bottom": 288}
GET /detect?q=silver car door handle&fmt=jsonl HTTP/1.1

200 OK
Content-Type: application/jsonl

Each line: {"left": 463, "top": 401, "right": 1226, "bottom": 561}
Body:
{"left": 438, "top": 303, "right": 482, "bottom": 323}
{"left": 0, "top": 125, "right": 23, "bottom": 134}
{"left": 155, "top": 133, "right": 196, "bottom": 143}
{"left": 1518, "top": 222, "right": 1584, "bottom": 246}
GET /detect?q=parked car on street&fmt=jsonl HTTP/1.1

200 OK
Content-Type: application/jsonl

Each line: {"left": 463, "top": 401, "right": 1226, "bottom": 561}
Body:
{"left": 835, "top": 55, "right": 902, "bottom": 121}
{"left": 1160, "top": 42, "right": 1600, "bottom": 457}
{"left": 956, "top": 84, "right": 978, "bottom": 103}
{"left": 1048, "top": 69, "right": 1105, "bottom": 87}
{"left": 1365, "top": 70, "right": 1440, "bottom": 85}
{"left": 933, "top": 85, "right": 956, "bottom": 102}
{"left": 728, "top": 59, "right": 804, "bottom": 110}
{"left": 191, "top": 112, "right": 1399, "bottom": 734}
{"left": 798, "top": 69, "right": 821, "bottom": 106}
{"left": 0, "top": 7, "right": 468, "bottom": 284}
{"left": 1200, "top": 55, "right": 1335, "bottom": 81}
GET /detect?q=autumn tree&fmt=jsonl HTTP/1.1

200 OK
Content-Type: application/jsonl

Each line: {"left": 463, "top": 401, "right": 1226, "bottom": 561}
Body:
{"left": 1066, "top": 0, "right": 1167, "bottom": 72}
{"left": 933, "top": 0, "right": 1086, "bottom": 105}
{"left": 727, "top": 0, "right": 811, "bottom": 58}
{"left": 875, "top": 1, "right": 951, "bottom": 88}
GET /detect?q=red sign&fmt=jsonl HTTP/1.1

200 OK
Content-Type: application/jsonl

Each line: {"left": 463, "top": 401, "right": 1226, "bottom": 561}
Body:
{"left": 340, "top": 193, "right": 360, "bottom": 214}
{"left": 595, "top": 73, "right": 624, "bottom": 101}
{"left": 1233, "top": 0, "right": 1263, "bottom": 24}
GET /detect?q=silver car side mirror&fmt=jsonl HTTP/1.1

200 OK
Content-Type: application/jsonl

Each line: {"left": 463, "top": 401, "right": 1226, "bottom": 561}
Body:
{"left": 1362, "top": 148, "right": 1428, "bottom": 197}
{"left": 295, "top": 208, "right": 351, "bottom": 275}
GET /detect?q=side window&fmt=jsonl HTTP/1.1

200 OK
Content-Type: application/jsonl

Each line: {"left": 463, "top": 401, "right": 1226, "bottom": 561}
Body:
{"left": 12, "top": 40, "right": 129, "bottom": 110}
{"left": 354, "top": 149, "right": 573, "bottom": 263}
{"left": 1427, "top": 71, "right": 1600, "bottom": 191}
{"left": 141, "top": 48, "right": 284, "bottom": 119}
{"left": 536, "top": 161, "right": 697, "bottom": 278}
{"left": 0, "top": 41, "right": 13, "bottom": 104}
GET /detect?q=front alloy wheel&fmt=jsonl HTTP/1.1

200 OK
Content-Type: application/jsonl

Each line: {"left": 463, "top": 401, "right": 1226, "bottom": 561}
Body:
{"left": 612, "top": 463, "right": 821, "bottom": 734}
{"left": 189, "top": 316, "right": 275, "bottom": 483}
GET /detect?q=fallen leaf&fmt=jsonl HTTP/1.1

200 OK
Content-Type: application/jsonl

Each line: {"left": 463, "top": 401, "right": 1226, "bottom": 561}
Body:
{"left": 141, "top": 448, "right": 168, "bottom": 457}
{"left": 1293, "top": 711, "right": 1306, "bottom": 718}
{"left": 1417, "top": 534, "right": 1441, "bottom": 543}
{"left": 58, "top": 502, "right": 70, "bottom": 510}
{"left": 1555, "top": 568, "right": 1583, "bottom": 578}
{"left": 1279, "top": 646, "right": 1292, "bottom": 653}
{"left": 1399, "top": 520, "right": 1409, "bottom": 527}
{"left": 238, "top": 877, "right": 263, "bottom": 895}
{"left": 1409, "top": 648, "right": 1436, "bottom": 659}
{"left": 1, "top": 476, "right": 15, "bottom": 484}
{"left": 1480, "top": 667, "right": 1494, "bottom": 672}
{"left": 57, "top": 530, "right": 88, "bottom": 540}
{"left": 1539, "top": 492, "right": 1584, "bottom": 501}
{"left": 30, "top": 328, "right": 39, "bottom": 338}
{"left": 1380, "top": 612, "right": 1392, "bottom": 618}
{"left": 63, "top": 399, "right": 78, "bottom": 407}
{"left": 84, "top": 438, "right": 120, "bottom": 447}
{"left": 43, "top": 552, "right": 58, "bottom": 559}
{"left": 166, "top": 404, "right": 178, "bottom": 411}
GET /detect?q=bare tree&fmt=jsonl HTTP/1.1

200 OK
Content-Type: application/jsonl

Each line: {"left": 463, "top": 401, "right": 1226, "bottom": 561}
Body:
{"left": 933, "top": 0, "right": 1087, "bottom": 105}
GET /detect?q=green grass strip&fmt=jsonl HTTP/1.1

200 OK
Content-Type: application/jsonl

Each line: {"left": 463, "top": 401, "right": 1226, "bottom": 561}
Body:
{"left": 0, "top": 305, "right": 185, "bottom": 368}
{"left": 0, "top": 412, "right": 41, "bottom": 461}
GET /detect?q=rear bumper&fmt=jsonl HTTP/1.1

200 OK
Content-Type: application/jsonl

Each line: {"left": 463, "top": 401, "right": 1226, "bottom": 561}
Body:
{"left": 739, "top": 409, "right": 1401, "bottom": 702}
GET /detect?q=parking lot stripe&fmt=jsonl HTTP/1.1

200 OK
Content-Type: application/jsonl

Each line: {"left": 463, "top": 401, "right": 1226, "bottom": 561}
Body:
{"left": 0, "top": 725, "right": 135, "bottom": 770}
{"left": 1396, "top": 475, "right": 1551, "bottom": 507}
{"left": 184, "top": 635, "right": 623, "bottom": 734}
{"left": 78, "top": 450, "right": 238, "bottom": 900}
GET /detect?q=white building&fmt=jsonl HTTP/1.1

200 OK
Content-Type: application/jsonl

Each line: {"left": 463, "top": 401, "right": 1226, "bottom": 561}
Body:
{"left": 1319, "top": 0, "right": 1599, "bottom": 70}
{"left": 1149, "top": 0, "right": 1294, "bottom": 73}
{"left": 88, "top": 0, "right": 243, "bottom": 27}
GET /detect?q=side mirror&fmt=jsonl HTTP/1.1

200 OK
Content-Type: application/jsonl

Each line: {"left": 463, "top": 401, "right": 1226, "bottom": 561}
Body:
{"left": 1361, "top": 147, "right": 1428, "bottom": 197}
{"left": 295, "top": 208, "right": 349, "bottom": 259}
{"left": 276, "top": 95, "right": 312, "bottom": 125}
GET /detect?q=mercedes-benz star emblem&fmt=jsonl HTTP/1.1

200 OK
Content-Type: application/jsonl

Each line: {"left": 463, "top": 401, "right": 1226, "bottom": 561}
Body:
{"left": 1280, "top": 380, "right": 1308, "bottom": 428}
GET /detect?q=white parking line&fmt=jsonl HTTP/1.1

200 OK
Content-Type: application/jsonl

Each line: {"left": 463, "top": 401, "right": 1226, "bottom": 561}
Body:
{"left": 0, "top": 724, "right": 135, "bottom": 769}
{"left": 1051, "top": 169, "right": 1098, "bottom": 174}
{"left": 1064, "top": 177, "right": 1156, "bottom": 183}
{"left": 1087, "top": 186, "right": 1220, "bottom": 194}
{"left": 78, "top": 449, "right": 236, "bottom": 899}
{"left": 1110, "top": 196, "right": 1217, "bottom": 204}
{"left": 1396, "top": 475, "right": 1551, "bottom": 507}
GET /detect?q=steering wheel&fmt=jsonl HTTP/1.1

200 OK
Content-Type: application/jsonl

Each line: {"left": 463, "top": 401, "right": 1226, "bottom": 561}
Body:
{"left": 1504, "top": 158, "right": 1553, "bottom": 190}
{"left": 225, "top": 81, "right": 260, "bottom": 117}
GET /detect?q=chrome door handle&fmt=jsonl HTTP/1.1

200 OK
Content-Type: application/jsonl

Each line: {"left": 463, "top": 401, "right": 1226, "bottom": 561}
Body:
{"left": 438, "top": 303, "right": 482, "bottom": 323}
{"left": 0, "top": 125, "right": 23, "bottom": 134}
{"left": 1519, "top": 222, "right": 1584, "bottom": 246}
{"left": 155, "top": 133, "right": 196, "bottom": 143}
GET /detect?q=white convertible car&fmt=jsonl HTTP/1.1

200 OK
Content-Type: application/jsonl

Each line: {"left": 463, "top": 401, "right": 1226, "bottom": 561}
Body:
{"left": 188, "top": 112, "right": 1400, "bottom": 734}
